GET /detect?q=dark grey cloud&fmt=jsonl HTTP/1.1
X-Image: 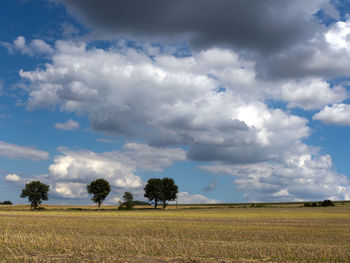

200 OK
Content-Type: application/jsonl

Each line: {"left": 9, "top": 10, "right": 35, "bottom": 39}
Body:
{"left": 55, "top": 0, "right": 325, "bottom": 54}
{"left": 187, "top": 142, "right": 269, "bottom": 164}
{"left": 255, "top": 42, "right": 350, "bottom": 80}
{"left": 52, "top": 0, "right": 349, "bottom": 81}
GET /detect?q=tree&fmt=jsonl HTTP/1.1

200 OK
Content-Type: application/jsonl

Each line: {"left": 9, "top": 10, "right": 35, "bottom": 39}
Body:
{"left": 87, "top": 178, "right": 111, "bottom": 209}
{"left": 144, "top": 177, "right": 178, "bottom": 209}
{"left": 320, "top": 199, "right": 334, "bottom": 207}
{"left": 123, "top": 192, "right": 133, "bottom": 203}
{"left": 144, "top": 178, "right": 162, "bottom": 209}
{"left": 20, "top": 181, "right": 49, "bottom": 209}
{"left": 122, "top": 192, "right": 134, "bottom": 209}
{"left": 160, "top": 177, "right": 178, "bottom": 209}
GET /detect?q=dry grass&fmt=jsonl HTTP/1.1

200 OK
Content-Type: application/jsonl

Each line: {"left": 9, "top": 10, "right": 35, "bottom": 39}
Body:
{"left": 0, "top": 206, "right": 350, "bottom": 262}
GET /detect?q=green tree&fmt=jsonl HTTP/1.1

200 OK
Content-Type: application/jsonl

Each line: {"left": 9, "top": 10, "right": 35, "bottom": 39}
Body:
{"left": 144, "top": 178, "right": 162, "bottom": 209}
{"left": 320, "top": 199, "right": 334, "bottom": 207}
{"left": 87, "top": 178, "right": 111, "bottom": 209}
{"left": 20, "top": 181, "right": 49, "bottom": 209}
{"left": 160, "top": 177, "right": 178, "bottom": 209}
{"left": 122, "top": 192, "right": 134, "bottom": 209}
{"left": 144, "top": 178, "right": 178, "bottom": 209}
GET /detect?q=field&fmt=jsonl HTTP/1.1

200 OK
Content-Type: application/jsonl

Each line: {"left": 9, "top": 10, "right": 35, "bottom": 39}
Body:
{"left": 0, "top": 204, "right": 350, "bottom": 262}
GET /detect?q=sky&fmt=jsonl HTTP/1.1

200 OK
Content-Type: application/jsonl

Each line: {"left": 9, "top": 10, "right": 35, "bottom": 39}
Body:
{"left": 1, "top": 0, "right": 350, "bottom": 205}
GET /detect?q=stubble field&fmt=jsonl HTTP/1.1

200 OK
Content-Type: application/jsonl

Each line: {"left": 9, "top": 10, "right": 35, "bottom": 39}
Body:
{"left": 0, "top": 205, "right": 350, "bottom": 262}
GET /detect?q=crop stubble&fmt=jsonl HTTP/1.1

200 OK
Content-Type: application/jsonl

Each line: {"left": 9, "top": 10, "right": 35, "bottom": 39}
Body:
{"left": 0, "top": 207, "right": 350, "bottom": 262}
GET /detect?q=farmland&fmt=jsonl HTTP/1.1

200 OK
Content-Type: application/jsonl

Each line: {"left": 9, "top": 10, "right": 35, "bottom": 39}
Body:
{"left": 0, "top": 204, "right": 350, "bottom": 262}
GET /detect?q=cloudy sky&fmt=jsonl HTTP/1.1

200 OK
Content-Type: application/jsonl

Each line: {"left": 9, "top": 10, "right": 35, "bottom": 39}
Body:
{"left": 1, "top": 0, "right": 350, "bottom": 205}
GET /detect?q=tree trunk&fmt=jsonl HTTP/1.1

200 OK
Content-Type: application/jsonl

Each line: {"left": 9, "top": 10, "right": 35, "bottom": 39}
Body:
{"left": 154, "top": 200, "right": 158, "bottom": 209}
{"left": 163, "top": 201, "right": 166, "bottom": 209}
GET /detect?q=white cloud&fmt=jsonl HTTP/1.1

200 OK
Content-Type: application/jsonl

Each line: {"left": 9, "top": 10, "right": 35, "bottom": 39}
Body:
{"left": 54, "top": 119, "right": 80, "bottom": 130}
{"left": 108, "top": 196, "right": 122, "bottom": 204}
{"left": 325, "top": 20, "right": 350, "bottom": 52}
{"left": 15, "top": 38, "right": 350, "bottom": 201}
{"left": 54, "top": 182, "right": 87, "bottom": 199}
{"left": 5, "top": 174, "right": 21, "bottom": 182}
{"left": 272, "top": 189, "right": 290, "bottom": 197}
{"left": 313, "top": 104, "right": 350, "bottom": 125}
{"left": 11, "top": 36, "right": 53, "bottom": 56}
{"left": 49, "top": 148, "right": 142, "bottom": 189}
{"left": 0, "top": 141, "right": 49, "bottom": 161}
{"left": 201, "top": 142, "right": 350, "bottom": 202}
{"left": 173, "top": 192, "right": 220, "bottom": 204}
{"left": 47, "top": 143, "right": 186, "bottom": 198}
{"left": 19, "top": 41, "right": 311, "bottom": 165}
{"left": 280, "top": 79, "right": 347, "bottom": 110}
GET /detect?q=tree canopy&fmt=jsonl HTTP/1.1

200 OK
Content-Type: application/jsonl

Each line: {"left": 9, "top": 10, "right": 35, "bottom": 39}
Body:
{"left": 160, "top": 177, "right": 178, "bottom": 208}
{"left": 144, "top": 178, "right": 162, "bottom": 209}
{"left": 144, "top": 177, "right": 178, "bottom": 209}
{"left": 20, "top": 181, "right": 49, "bottom": 209}
{"left": 120, "top": 191, "right": 134, "bottom": 210}
{"left": 87, "top": 178, "right": 111, "bottom": 209}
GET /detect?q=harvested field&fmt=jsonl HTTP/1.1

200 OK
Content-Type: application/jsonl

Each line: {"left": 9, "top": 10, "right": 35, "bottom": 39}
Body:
{"left": 0, "top": 206, "right": 350, "bottom": 262}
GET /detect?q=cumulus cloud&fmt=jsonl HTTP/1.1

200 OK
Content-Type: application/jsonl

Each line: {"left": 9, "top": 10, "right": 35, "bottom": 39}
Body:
{"left": 55, "top": 0, "right": 326, "bottom": 54}
{"left": 325, "top": 20, "right": 350, "bottom": 51}
{"left": 54, "top": 182, "right": 87, "bottom": 199}
{"left": 172, "top": 192, "right": 220, "bottom": 204}
{"left": 0, "top": 141, "right": 49, "bottom": 161}
{"left": 52, "top": 0, "right": 350, "bottom": 82}
{"left": 14, "top": 11, "right": 350, "bottom": 201}
{"left": 19, "top": 41, "right": 311, "bottom": 165}
{"left": 47, "top": 143, "right": 186, "bottom": 198}
{"left": 54, "top": 119, "right": 80, "bottom": 130}
{"left": 2, "top": 36, "right": 54, "bottom": 56}
{"left": 5, "top": 174, "right": 22, "bottom": 182}
{"left": 256, "top": 18, "right": 350, "bottom": 80}
{"left": 313, "top": 104, "right": 350, "bottom": 125}
{"left": 200, "top": 142, "right": 350, "bottom": 202}
{"left": 280, "top": 79, "right": 347, "bottom": 110}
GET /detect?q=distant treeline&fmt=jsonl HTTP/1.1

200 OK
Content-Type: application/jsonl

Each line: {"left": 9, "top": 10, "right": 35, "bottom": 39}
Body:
{"left": 0, "top": 201, "right": 13, "bottom": 205}
{"left": 304, "top": 199, "right": 334, "bottom": 207}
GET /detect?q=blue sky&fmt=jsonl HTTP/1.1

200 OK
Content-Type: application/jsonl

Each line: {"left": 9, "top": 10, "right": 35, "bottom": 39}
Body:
{"left": 1, "top": 0, "right": 350, "bottom": 205}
